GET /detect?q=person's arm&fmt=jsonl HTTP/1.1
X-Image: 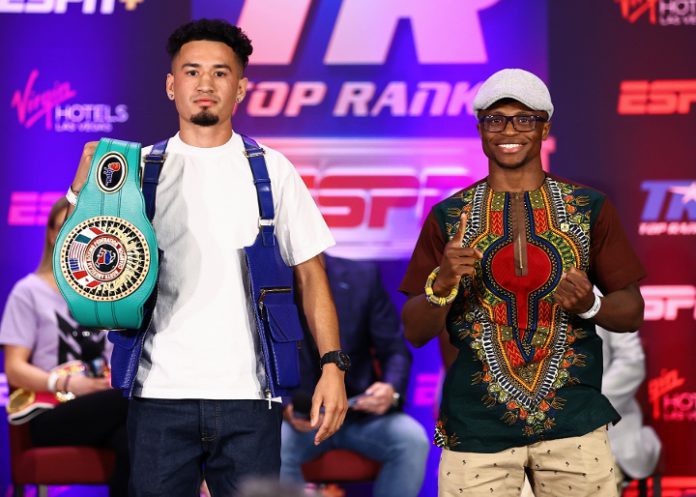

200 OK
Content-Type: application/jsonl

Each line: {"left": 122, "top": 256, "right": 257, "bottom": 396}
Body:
{"left": 598, "top": 328, "right": 645, "bottom": 412}
{"left": 553, "top": 270, "right": 644, "bottom": 332}
{"left": 594, "top": 284, "right": 644, "bottom": 331}
{"left": 352, "top": 264, "right": 410, "bottom": 415}
{"left": 403, "top": 213, "right": 482, "bottom": 347}
{"left": 5, "top": 345, "right": 53, "bottom": 392}
{"left": 294, "top": 255, "right": 348, "bottom": 445}
{"left": 63, "top": 141, "right": 99, "bottom": 217}
{"left": 402, "top": 296, "right": 450, "bottom": 348}
{"left": 559, "top": 196, "right": 645, "bottom": 332}
{"left": 367, "top": 264, "right": 410, "bottom": 393}
{"left": 5, "top": 345, "right": 110, "bottom": 396}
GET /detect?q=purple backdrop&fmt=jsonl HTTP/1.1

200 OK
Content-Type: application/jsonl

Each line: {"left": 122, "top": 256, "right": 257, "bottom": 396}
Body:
{"left": 1, "top": 1, "right": 694, "bottom": 496}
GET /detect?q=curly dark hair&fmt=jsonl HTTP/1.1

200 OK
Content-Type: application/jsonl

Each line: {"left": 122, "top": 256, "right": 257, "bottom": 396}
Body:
{"left": 166, "top": 19, "right": 253, "bottom": 69}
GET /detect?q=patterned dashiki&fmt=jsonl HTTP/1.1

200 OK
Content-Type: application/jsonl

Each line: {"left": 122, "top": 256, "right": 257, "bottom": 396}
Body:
{"left": 400, "top": 174, "right": 645, "bottom": 453}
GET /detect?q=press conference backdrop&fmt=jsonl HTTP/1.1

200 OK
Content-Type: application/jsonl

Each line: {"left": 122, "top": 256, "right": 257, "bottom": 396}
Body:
{"left": 0, "top": 1, "right": 693, "bottom": 495}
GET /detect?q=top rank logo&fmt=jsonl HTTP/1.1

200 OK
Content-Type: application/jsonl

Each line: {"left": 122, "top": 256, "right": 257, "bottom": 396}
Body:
{"left": 0, "top": 0, "right": 143, "bottom": 14}
{"left": 640, "top": 180, "right": 696, "bottom": 235}
{"left": 615, "top": 0, "right": 696, "bottom": 26}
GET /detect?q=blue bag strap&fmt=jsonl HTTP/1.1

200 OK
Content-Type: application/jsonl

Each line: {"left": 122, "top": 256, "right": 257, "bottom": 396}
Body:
{"left": 142, "top": 139, "right": 168, "bottom": 221}
{"left": 240, "top": 134, "right": 275, "bottom": 246}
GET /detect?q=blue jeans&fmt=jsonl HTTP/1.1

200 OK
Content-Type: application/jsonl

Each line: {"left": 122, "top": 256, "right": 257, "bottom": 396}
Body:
{"left": 280, "top": 412, "right": 429, "bottom": 497}
{"left": 128, "top": 397, "right": 282, "bottom": 497}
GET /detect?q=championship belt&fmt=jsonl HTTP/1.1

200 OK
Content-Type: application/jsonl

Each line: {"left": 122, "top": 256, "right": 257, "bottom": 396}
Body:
{"left": 53, "top": 139, "right": 158, "bottom": 329}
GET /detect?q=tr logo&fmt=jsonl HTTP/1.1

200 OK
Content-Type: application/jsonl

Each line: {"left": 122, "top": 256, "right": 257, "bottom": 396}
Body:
{"left": 238, "top": 0, "right": 500, "bottom": 65}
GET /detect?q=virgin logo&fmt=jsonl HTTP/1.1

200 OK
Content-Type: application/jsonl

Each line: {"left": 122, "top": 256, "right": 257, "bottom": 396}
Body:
{"left": 615, "top": 0, "right": 658, "bottom": 24}
{"left": 10, "top": 69, "right": 77, "bottom": 129}
{"left": 649, "top": 368, "right": 686, "bottom": 420}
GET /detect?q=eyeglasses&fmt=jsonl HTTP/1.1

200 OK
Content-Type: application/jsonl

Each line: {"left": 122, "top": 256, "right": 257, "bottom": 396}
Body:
{"left": 478, "top": 114, "right": 547, "bottom": 133}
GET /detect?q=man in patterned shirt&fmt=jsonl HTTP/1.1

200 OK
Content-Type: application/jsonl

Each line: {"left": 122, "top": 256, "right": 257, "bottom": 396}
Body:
{"left": 400, "top": 68, "right": 645, "bottom": 497}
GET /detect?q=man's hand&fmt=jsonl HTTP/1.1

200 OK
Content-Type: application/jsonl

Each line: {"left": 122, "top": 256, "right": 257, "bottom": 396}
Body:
{"left": 71, "top": 141, "right": 99, "bottom": 194}
{"left": 283, "top": 404, "right": 315, "bottom": 433}
{"left": 352, "top": 381, "right": 396, "bottom": 416}
{"left": 434, "top": 213, "right": 483, "bottom": 296}
{"left": 553, "top": 266, "right": 595, "bottom": 315}
{"left": 310, "top": 364, "right": 347, "bottom": 445}
{"left": 65, "top": 375, "right": 111, "bottom": 397}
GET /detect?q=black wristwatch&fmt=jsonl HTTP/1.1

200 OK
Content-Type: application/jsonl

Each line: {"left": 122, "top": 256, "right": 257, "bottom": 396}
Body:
{"left": 320, "top": 350, "right": 351, "bottom": 372}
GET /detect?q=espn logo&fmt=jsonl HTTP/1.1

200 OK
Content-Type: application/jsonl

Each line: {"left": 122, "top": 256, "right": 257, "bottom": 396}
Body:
{"left": 618, "top": 80, "right": 696, "bottom": 115}
{"left": 642, "top": 285, "right": 696, "bottom": 321}
{"left": 7, "top": 191, "right": 63, "bottom": 226}
{"left": 7, "top": 136, "right": 556, "bottom": 260}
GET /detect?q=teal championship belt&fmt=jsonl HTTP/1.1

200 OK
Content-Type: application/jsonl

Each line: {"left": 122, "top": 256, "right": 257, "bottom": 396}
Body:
{"left": 53, "top": 139, "right": 158, "bottom": 329}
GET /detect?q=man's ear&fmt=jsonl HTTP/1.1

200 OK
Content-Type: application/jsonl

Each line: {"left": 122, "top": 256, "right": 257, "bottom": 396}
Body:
{"left": 165, "top": 73, "right": 174, "bottom": 99}
{"left": 237, "top": 77, "right": 249, "bottom": 102}
{"left": 541, "top": 121, "right": 551, "bottom": 140}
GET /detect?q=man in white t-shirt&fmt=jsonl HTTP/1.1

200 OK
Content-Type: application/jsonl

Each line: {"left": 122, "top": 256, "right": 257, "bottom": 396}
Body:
{"left": 66, "top": 19, "right": 348, "bottom": 497}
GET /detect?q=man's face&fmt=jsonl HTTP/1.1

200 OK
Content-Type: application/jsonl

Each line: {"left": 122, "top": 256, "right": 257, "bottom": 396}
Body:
{"left": 477, "top": 100, "right": 551, "bottom": 170}
{"left": 166, "top": 40, "right": 248, "bottom": 127}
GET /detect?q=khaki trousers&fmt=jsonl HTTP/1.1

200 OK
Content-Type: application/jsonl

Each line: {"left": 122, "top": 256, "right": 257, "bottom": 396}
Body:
{"left": 439, "top": 426, "right": 618, "bottom": 497}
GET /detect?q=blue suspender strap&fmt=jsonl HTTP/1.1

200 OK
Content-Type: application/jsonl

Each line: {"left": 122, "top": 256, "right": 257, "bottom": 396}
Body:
{"left": 241, "top": 134, "right": 276, "bottom": 246}
{"left": 142, "top": 139, "right": 168, "bottom": 222}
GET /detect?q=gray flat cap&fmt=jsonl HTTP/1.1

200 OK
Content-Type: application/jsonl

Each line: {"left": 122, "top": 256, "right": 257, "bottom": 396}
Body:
{"left": 473, "top": 68, "right": 554, "bottom": 119}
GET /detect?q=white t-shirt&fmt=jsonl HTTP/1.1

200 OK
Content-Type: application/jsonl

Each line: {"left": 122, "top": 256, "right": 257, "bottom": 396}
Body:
{"left": 134, "top": 132, "right": 334, "bottom": 399}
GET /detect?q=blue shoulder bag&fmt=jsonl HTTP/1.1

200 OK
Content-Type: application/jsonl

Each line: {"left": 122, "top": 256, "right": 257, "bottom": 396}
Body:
{"left": 136, "top": 135, "right": 304, "bottom": 398}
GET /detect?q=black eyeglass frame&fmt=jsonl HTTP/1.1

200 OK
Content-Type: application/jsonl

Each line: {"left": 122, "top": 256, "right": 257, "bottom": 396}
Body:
{"left": 478, "top": 114, "right": 548, "bottom": 132}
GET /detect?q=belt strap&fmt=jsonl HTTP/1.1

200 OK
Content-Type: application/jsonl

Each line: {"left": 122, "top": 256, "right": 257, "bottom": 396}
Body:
{"left": 142, "top": 140, "right": 168, "bottom": 221}
{"left": 240, "top": 134, "right": 275, "bottom": 246}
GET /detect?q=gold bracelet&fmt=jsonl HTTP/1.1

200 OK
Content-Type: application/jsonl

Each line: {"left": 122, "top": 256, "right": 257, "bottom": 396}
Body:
{"left": 424, "top": 267, "right": 458, "bottom": 307}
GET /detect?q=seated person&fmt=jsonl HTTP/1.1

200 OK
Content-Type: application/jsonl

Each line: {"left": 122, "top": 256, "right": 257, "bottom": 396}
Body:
{"left": 0, "top": 198, "right": 129, "bottom": 497}
{"left": 597, "top": 326, "right": 661, "bottom": 486}
{"left": 280, "top": 255, "right": 429, "bottom": 497}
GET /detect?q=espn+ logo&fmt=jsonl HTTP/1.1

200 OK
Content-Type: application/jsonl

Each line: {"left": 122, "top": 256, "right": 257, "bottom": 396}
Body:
{"left": 0, "top": 0, "right": 142, "bottom": 13}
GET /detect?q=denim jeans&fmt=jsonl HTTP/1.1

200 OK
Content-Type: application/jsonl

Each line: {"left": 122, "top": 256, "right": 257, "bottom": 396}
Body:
{"left": 128, "top": 397, "right": 282, "bottom": 497}
{"left": 280, "top": 412, "right": 430, "bottom": 497}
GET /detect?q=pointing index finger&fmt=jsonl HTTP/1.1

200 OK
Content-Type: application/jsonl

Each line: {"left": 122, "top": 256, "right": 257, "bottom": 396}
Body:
{"left": 453, "top": 213, "right": 468, "bottom": 246}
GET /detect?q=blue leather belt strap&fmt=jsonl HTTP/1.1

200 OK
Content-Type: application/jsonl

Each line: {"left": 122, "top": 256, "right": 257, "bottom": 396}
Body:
{"left": 241, "top": 134, "right": 276, "bottom": 246}
{"left": 240, "top": 134, "right": 304, "bottom": 397}
{"left": 142, "top": 140, "right": 168, "bottom": 221}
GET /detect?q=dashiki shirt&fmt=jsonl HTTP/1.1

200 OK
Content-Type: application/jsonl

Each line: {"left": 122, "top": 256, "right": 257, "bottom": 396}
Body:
{"left": 400, "top": 174, "right": 645, "bottom": 453}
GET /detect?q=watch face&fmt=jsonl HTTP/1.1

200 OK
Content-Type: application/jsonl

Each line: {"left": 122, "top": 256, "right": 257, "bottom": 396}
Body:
{"left": 323, "top": 351, "right": 351, "bottom": 371}
{"left": 338, "top": 352, "right": 351, "bottom": 370}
